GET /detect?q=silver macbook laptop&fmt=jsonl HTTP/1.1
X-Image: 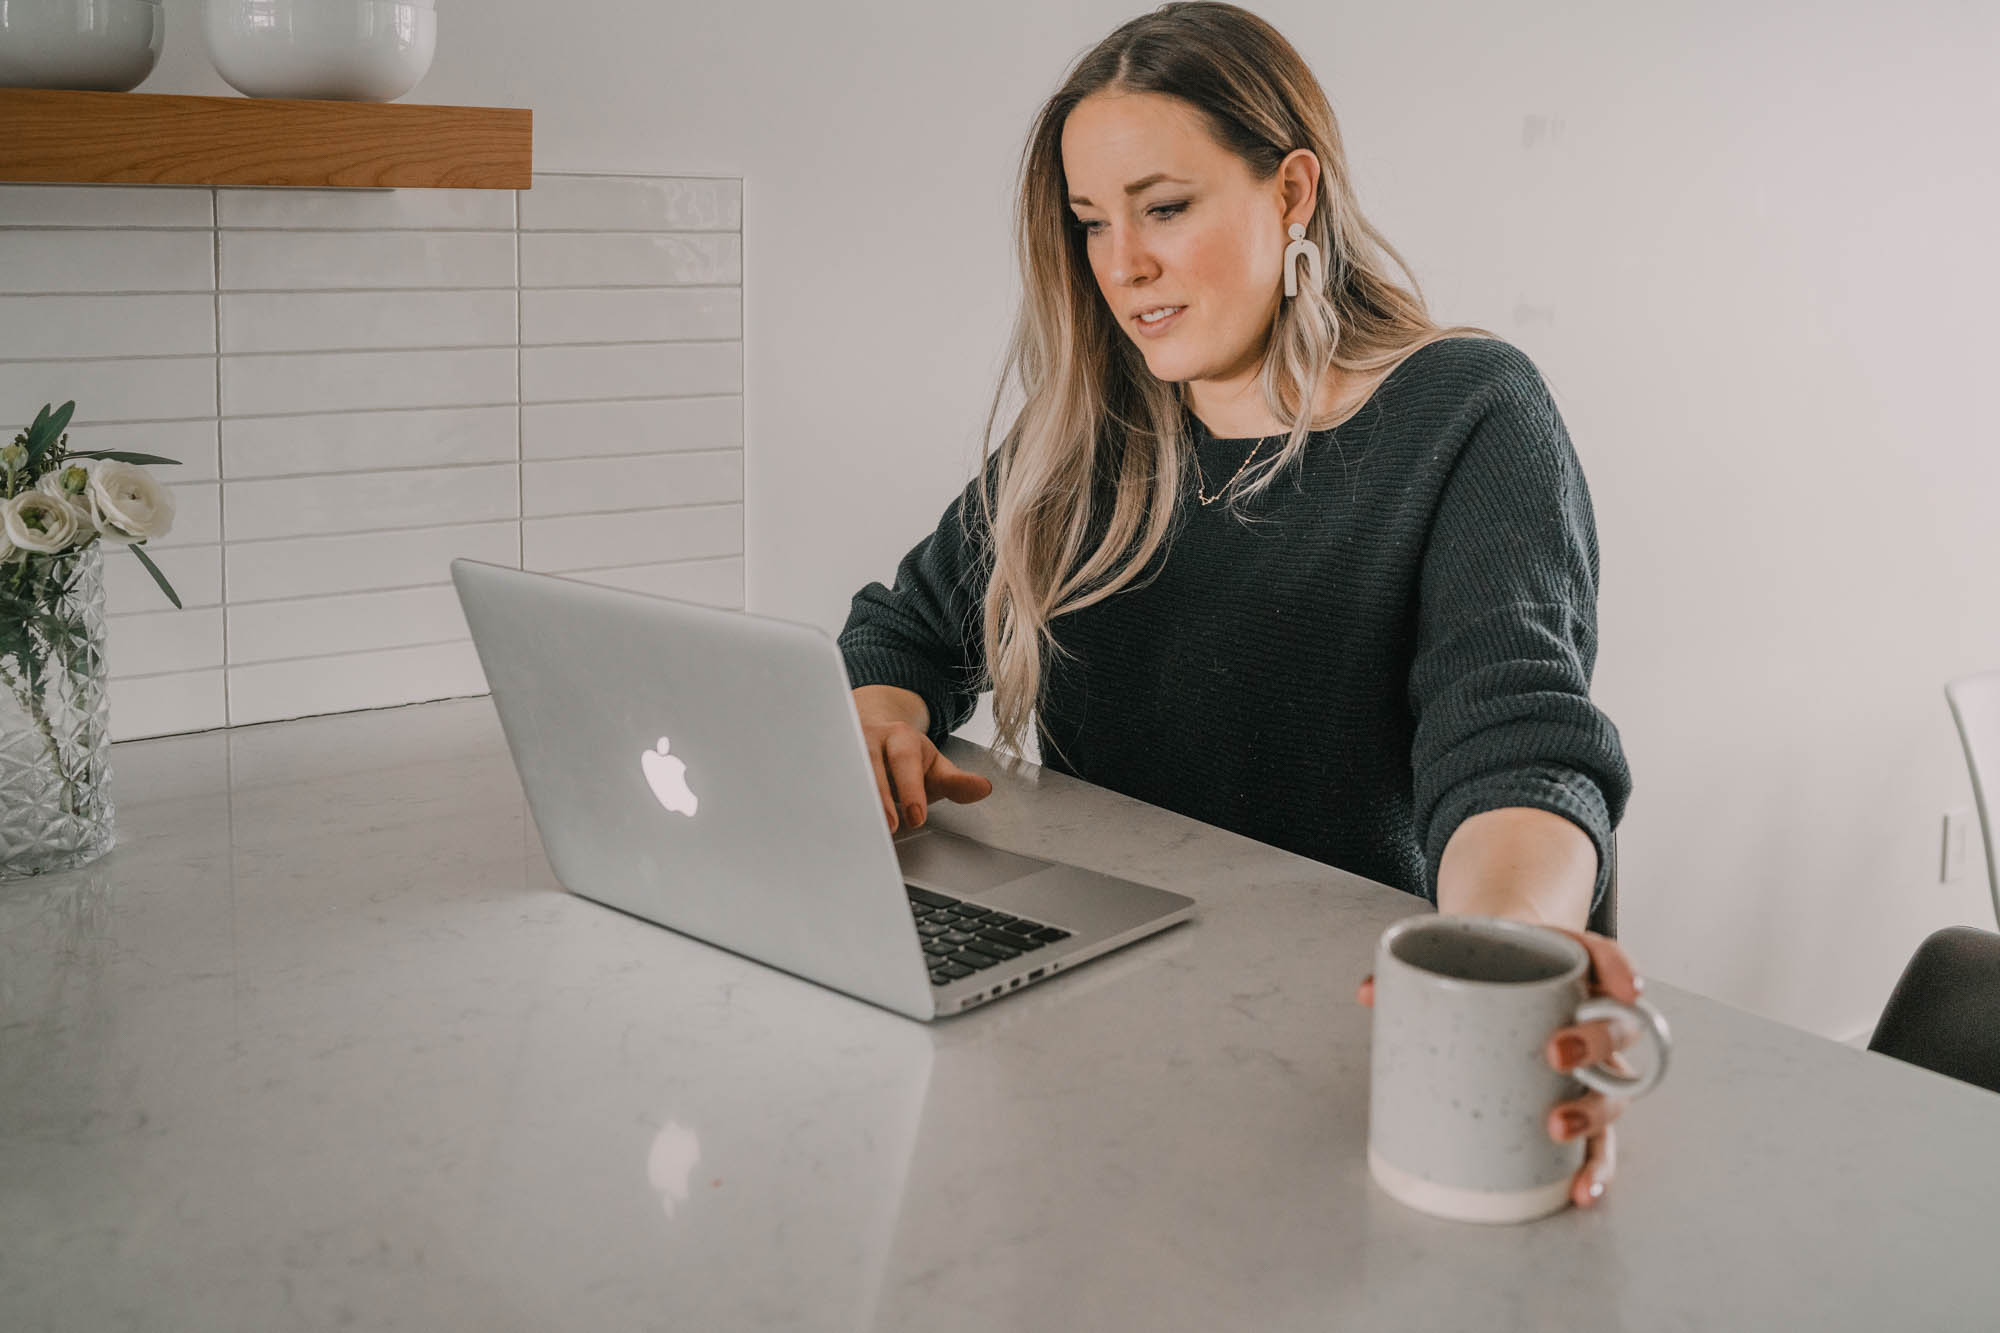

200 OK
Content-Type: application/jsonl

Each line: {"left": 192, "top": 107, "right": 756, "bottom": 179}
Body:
{"left": 451, "top": 559, "right": 1195, "bottom": 1021}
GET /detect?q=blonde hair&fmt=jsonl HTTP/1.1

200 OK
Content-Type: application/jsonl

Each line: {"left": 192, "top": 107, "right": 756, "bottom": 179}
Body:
{"left": 976, "top": 1, "right": 1488, "bottom": 758}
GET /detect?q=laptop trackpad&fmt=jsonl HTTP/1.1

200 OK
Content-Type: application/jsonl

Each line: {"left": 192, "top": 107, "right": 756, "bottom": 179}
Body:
{"left": 896, "top": 828, "right": 1052, "bottom": 894}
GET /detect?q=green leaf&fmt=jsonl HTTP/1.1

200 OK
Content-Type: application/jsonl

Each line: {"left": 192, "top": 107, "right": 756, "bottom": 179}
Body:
{"left": 129, "top": 543, "right": 182, "bottom": 610}
{"left": 65, "top": 451, "right": 182, "bottom": 466}
{"left": 24, "top": 401, "right": 75, "bottom": 470}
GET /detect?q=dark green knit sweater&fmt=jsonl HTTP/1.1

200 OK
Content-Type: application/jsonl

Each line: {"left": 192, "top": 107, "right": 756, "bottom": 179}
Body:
{"left": 838, "top": 336, "right": 1630, "bottom": 910}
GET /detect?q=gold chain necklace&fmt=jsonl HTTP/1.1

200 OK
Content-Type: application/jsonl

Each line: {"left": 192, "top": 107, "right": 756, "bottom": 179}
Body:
{"left": 1194, "top": 433, "right": 1276, "bottom": 506}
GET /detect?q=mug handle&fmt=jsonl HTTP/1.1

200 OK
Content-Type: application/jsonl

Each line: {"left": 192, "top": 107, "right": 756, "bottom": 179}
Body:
{"left": 1569, "top": 995, "right": 1673, "bottom": 1099}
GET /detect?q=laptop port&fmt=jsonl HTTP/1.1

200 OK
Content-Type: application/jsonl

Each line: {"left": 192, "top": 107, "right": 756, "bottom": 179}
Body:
{"left": 1028, "top": 968, "right": 1045, "bottom": 981}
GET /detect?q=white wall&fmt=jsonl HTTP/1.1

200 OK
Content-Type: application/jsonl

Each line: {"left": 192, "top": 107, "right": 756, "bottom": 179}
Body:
{"left": 136, "top": 1, "right": 2000, "bottom": 1039}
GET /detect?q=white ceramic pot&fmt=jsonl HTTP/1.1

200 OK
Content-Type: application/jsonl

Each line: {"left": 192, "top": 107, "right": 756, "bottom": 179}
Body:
{"left": 0, "top": 0, "right": 164, "bottom": 92}
{"left": 203, "top": 0, "right": 437, "bottom": 102}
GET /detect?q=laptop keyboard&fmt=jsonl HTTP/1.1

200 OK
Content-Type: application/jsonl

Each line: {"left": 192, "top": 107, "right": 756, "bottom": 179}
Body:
{"left": 907, "top": 885, "right": 1072, "bottom": 987}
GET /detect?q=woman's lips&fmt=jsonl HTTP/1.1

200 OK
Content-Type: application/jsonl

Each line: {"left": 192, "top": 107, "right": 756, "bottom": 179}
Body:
{"left": 1132, "top": 305, "right": 1186, "bottom": 337}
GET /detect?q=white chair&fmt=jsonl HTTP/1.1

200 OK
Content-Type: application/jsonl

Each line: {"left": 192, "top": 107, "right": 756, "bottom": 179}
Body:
{"left": 1944, "top": 670, "right": 2000, "bottom": 927}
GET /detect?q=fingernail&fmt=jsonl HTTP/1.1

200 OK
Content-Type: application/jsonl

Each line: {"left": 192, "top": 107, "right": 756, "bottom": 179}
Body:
{"left": 1556, "top": 1035, "right": 1587, "bottom": 1069}
{"left": 906, "top": 804, "right": 923, "bottom": 827}
{"left": 1588, "top": 1179, "right": 1606, "bottom": 1201}
{"left": 1632, "top": 975, "right": 1646, "bottom": 995}
{"left": 1558, "top": 1109, "right": 1588, "bottom": 1139}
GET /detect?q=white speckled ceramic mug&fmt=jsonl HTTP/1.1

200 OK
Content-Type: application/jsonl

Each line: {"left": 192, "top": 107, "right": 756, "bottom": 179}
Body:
{"left": 1367, "top": 914, "right": 1671, "bottom": 1224}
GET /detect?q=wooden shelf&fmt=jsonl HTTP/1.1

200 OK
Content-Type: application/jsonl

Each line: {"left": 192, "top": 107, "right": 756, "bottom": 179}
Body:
{"left": 0, "top": 89, "right": 531, "bottom": 189}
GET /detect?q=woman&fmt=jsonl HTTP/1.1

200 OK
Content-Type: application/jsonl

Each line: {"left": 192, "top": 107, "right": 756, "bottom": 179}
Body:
{"left": 838, "top": 3, "right": 1639, "bottom": 1209}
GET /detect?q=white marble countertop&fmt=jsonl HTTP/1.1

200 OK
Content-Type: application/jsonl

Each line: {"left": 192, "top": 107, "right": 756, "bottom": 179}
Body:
{"left": 3, "top": 697, "right": 1998, "bottom": 1332}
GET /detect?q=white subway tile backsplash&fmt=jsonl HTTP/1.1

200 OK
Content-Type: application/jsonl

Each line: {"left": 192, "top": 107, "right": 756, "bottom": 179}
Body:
{"left": 225, "top": 521, "right": 517, "bottom": 603}
{"left": 223, "top": 405, "right": 516, "bottom": 478}
{"left": 157, "top": 483, "right": 221, "bottom": 548}
{"left": 520, "top": 341, "right": 739, "bottom": 403}
{"left": 524, "top": 502, "right": 741, "bottom": 573}
{"left": 519, "top": 232, "right": 739, "bottom": 288}
{"left": 74, "top": 420, "right": 221, "bottom": 482}
{"left": 523, "top": 450, "right": 742, "bottom": 517}
{"left": 217, "top": 188, "right": 515, "bottom": 231}
{"left": 226, "top": 463, "right": 518, "bottom": 541}
{"left": 519, "top": 175, "right": 741, "bottom": 232}
{"left": 221, "top": 347, "right": 516, "bottom": 417}
{"left": 0, "top": 185, "right": 213, "bottom": 229}
{"left": 221, "top": 289, "right": 517, "bottom": 354}
{"left": 110, "top": 670, "right": 228, "bottom": 741}
{"left": 227, "top": 584, "right": 469, "bottom": 665}
{"left": 104, "top": 543, "right": 222, "bottom": 614}
{"left": 107, "top": 607, "right": 225, "bottom": 678}
{"left": 0, "top": 356, "right": 215, "bottom": 424}
{"left": 0, "top": 171, "right": 742, "bottom": 737}
{"left": 218, "top": 230, "right": 516, "bottom": 291}
{"left": 0, "top": 295, "right": 215, "bottom": 360}
{"left": 521, "top": 287, "right": 739, "bottom": 345}
{"left": 522, "top": 395, "right": 741, "bottom": 460}
{"left": 228, "top": 640, "right": 488, "bottom": 727}
{"left": 0, "top": 230, "right": 214, "bottom": 294}
{"left": 571, "top": 557, "right": 746, "bottom": 609}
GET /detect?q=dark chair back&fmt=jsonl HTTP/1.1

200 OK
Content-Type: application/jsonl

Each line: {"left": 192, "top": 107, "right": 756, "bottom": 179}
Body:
{"left": 1866, "top": 925, "right": 2000, "bottom": 1096}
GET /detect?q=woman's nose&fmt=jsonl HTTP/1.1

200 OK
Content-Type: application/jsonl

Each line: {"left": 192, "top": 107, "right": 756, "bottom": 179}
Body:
{"left": 1106, "top": 225, "right": 1158, "bottom": 286}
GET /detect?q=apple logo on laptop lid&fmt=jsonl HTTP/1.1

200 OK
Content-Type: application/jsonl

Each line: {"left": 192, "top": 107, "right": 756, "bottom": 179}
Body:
{"left": 642, "top": 736, "right": 699, "bottom": 816}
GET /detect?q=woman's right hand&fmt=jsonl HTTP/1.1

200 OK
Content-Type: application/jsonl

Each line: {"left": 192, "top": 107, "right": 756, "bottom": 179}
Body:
{"left": 853, "top": 685, "right": 994, "bottom": 832}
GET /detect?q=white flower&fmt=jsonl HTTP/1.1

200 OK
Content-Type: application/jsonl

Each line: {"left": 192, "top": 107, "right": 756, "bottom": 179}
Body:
{"left": 35, "top": 461, "right": 100, "bottom": 535}
{"left": 86, "top": 460, "right": 175, "bottom": 545}
{"left": 3, "top": 491, "right": 83, "bottom": 554}
{"left": 38, "top": 459, "right": 92, "bottom": 499}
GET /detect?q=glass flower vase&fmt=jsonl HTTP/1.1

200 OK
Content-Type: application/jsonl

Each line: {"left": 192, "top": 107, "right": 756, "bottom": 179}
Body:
{"left": 0, "top": 543, "right": 114, "bottom": 879}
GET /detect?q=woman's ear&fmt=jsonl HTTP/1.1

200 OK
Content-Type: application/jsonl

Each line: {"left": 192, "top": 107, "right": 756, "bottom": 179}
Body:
{"left": 1277, "top": 148, "right": 1322, "bottom": 228}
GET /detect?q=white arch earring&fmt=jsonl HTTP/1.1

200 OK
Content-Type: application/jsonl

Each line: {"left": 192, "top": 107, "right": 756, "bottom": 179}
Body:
{"left": 1283, "top": 222, "right": 1323, "bottom": 298}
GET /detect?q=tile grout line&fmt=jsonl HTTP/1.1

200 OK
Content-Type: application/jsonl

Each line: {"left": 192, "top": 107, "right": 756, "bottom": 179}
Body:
{"left": 211, "top": 187, "right": 231, "bottom": 729}
{"left": 224, "top": 445, "right": 743, "bottom": 483}
{"left": 1, "top": 283, "right": 735, "bottom": 296}
{"left": 108, "top": 549, "right": 745, "bottom": 617}
{"left": 737, "top": 177, "right": 747, "bottom": 612}
{"left": 516, "top": 182, "right": 525, "bottom": 573}
{"left": 221, "top": 500, "right": 745, "bottom": 548}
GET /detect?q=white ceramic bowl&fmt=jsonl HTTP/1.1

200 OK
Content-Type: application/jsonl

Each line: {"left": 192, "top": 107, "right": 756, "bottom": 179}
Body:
{"left": 0, "top": 0, "right": 164, "bottom": 92}
{"left": 203, "top": 0, "right": 436, "bottom": 102}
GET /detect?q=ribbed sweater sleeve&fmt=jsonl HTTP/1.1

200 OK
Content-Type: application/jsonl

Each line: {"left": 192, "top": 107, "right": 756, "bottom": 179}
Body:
{"left": 1406, "top": 362, "right": 1629, "bottom": 912}
{"left": 837, "top": 474, "right": 990, "bottom": 746}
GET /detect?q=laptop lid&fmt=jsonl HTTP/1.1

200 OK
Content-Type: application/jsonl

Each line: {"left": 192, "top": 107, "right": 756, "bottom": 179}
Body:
{"left": 452, "top": 559, "right": 936, "bottom": 1020}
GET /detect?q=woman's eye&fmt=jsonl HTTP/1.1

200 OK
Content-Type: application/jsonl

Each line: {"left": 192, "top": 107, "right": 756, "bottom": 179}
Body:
{"left": 1075, "top": 218, "right": 1105, "bottom": 235}
{"left": 1149, "top": 202, "right": 1187, "bottom": 220}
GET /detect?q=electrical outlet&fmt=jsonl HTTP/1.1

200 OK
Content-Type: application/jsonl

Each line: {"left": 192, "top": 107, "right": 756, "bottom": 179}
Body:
{"left": 1941, "top": 808, "right": 1973, "bottom": 883}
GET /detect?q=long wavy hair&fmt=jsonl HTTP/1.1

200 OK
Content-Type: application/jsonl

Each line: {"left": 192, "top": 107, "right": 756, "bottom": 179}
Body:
{"left": 975, "top": 2, "right": 1488, "bottom": 758}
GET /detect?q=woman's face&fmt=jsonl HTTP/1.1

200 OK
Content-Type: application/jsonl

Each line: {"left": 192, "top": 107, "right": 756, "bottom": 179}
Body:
{"left": 1061, "top": 90, "right": 1306, "bottom": 390}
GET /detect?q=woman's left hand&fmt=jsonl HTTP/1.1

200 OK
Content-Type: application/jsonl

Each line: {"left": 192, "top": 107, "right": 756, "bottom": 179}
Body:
{"left": 1355, "top": 926, "right": 1644, "bottom": 1210}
